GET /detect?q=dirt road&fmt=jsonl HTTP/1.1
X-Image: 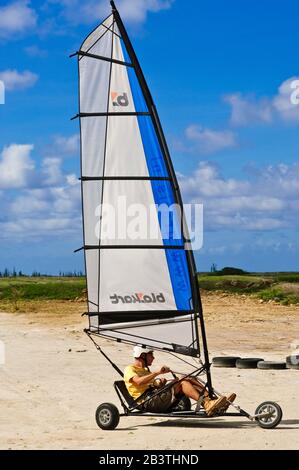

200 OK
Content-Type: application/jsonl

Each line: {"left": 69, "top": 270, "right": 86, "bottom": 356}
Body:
{"left": 0, "top": 293, "right": 298, "bottom": 450}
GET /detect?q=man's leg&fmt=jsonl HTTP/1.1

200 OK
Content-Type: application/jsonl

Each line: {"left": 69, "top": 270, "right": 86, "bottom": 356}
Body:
{"left": 174, "top": 376, "right": 207, "bottom": 393}
{"left": 173, "top": 380, "right": 200, "bottom": 400}
{"left": 173, "top": 380, "right": 227, "bottom": 416}
{"left": 184, "top": 377, "right": 206, "bottom": 394}
{"left": 181, "top": 380, "right": 201, "bottom": 400}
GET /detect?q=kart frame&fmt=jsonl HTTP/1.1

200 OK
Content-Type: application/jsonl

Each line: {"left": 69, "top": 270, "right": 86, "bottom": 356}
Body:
{"left": 87, "top": 331, "right": 283, "bottom": 430}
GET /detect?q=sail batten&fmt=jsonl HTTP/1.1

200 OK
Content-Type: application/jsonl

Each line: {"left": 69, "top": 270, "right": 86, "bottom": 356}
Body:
{"left": 78, "top": 112, "right": 151, "bottom": 116}
{"left": 77, "top": 51, "right": 132, "bottom": 68}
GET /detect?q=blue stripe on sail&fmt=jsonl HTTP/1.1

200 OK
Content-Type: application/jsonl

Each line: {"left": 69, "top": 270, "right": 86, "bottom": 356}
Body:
{"left": 150, "top": 179, "right": 181, "bottom": 245}
{"left": 121, "top": 43, "right": 192, "bottom": 310}
{"left": 120, "top": 38, "right": 132, "bottom": 63}
{"left": 164, "top": 249, "right": 192, "bottom": 310}
{"left": 134, "top": 116, "right": 168, "bottom": 177}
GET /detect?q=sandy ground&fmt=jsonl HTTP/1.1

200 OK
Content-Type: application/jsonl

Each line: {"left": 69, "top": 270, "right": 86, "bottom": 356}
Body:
{"left": 0, "top": 292, "right": 298, "bottom": 450}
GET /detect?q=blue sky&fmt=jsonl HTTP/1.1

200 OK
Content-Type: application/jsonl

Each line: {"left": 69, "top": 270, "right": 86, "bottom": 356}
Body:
{"left": 0, "top": 0, "right": 298, "bottom": 274}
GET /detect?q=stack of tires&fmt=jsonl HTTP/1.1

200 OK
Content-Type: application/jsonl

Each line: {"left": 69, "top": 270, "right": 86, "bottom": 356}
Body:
{"left": 212, "top": 356, "right": 289, "bottom": 370}
{"left": 212, "top": 356, "right": 264, "bottom": 369}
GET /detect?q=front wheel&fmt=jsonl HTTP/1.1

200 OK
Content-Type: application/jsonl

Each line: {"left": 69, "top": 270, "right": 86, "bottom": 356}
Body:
{"left": 95, "top": 403, "right": 120, "bottom": 430}
{"left": 255, "top": 401, "right": 282, "bottom": 429}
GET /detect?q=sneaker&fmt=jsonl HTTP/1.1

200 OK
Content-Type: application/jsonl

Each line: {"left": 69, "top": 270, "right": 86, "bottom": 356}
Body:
{"left": 203, "top": 396, "right": 227, "bottom": 417}
{"left": 195, "top": 390, "right": 209, "bottom": 412}
{"left": 218, "top": 393, "right": 236, "bottom": 413}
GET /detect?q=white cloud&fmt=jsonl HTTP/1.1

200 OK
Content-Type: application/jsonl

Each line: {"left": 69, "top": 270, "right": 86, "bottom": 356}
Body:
{"left": 0, "top": 1, "right": 37, "bottom": 40}
{"left": 0, "top": 141, "right": 81, "bottom": 240}
{"left": 5, "top": 180, "right": 81, "bottom": 239}
{"left": 207, "top": 196, "right": 284, "bottom": 213}
{"left": 224, "top": 76, "right": 299, "bottom": 126}
{"left": 273, "top": 76, "right": 299, "bottom": 123}
{"left": 246, "top": 218, "right": 286, "bottom": 230}
{"left": 24, "top": 45, "right": 47, "bottom": 57}
{"left": 0, "top": 143, "right": 297, "bottom": 243}
{"left": 223, "top": 93, "right": 272, "bottom": 126}
{"left": 42, "top": 158, "right": 63, "bottom": 186}
{"left": 51, "top": 134, "right": 80, "bottom": 157}
{"left": 185, "top": 125, "right": 238, "bottom": 154}
{"left": 254, "top": 163, "right": 299, "bottom": 197}
{"left": 51, "top": 185, "right": 79, "bottom": 213}
{"left": 115, "top": 0, "right": 173, "bottom": 24}
{"left": 1, "top": 217, "right": 79, "bottom": 237}
{"left": 43, "top": 134, "right": 80, "bottom": 159}
{"left": 201, "top": 237, "right": 299, "bottom": 257}
{"left": 66, "top": 173, "right": 79, "bottom": 186}
{"left": 0, "top": 69, "right": 38, "bottom": 91}
{"left": 11, "top": 191, "right": 50, "bottom": 214}
{"left": 179, "top": 161, "right": 299, "bottom": 232}
{"left": 48, "top": 0, "right": 173, "bottom": 25}
{"left": 0, "top": 144, "right": 35, "bottom": 189}
{"left": 179, "top": 161, "right": 249, "bottom": 198}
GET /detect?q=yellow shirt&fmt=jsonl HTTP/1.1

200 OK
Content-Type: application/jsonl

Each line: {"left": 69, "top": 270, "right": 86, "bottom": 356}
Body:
{"left": 124, "top": 364, "right": 154, "bottom": 400}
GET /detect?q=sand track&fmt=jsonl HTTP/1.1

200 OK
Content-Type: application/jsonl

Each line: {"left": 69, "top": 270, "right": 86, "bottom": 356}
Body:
{"left": 0, "top": 292, "right": 298, "bottom": 450}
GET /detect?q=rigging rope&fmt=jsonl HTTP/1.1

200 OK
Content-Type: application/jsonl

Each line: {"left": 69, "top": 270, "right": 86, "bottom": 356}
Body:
{"left": 85, "top": 329, "right": 124, "bottom": 377}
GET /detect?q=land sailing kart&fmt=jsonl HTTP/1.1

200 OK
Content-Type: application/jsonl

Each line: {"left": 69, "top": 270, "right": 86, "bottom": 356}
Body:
{"left": 87, "top": 331, "right": 283, "bottom": 431}
{"left": 73, "top": 1, "right": 283, "bottom": 432}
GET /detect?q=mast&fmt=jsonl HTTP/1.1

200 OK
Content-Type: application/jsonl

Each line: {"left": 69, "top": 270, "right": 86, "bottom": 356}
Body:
{"left": 110, "top": 1, "right": 212, "bottom": 392}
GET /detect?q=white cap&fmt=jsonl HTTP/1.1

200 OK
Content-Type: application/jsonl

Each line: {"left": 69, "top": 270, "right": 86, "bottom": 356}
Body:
{"left": 133, "top": 345, "right": 153, "bottom": 358}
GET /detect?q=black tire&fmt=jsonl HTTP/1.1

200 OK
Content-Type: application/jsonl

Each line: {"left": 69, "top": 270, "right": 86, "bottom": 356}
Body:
{"left": 95, "top": 403, "right": 120, "bottom": 430}
{"left": 257, "top": 361, "right": 286, "bottom": 370}
{"left": 171, "top": 396, "right": 192, "bottom": 412}
{"left": 287, "top": 364, "right": 299, "bottom": 370}
{"left": 212, "top": 356, "right": 241, "bottom": 368}
{"left": 236, "top": 358, "right": 264, "bottom": 369}
{"left": 286, "top": 355, "right": 299, "bottom": 368}
{"left": 255, "top": 401, "right": 283, "bottom": 429}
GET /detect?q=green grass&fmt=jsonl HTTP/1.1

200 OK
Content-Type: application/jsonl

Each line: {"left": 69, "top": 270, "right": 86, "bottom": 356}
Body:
{"left": 1, "top": 274, "right": 299, "bottom": 307}
{"left": 272, "top": 273, "right": 299, "bottom": 283}
{"left": 198, "top": 273, "right": 299, "bottom": 305}
{"left": 198, "top": 274, "right": 273, "bottom": 293}
{"left": 0, "top": 277, "right": 86, "bottom": 301}
{"left": 258, "top": 287, "right": 299, "bottom": 305}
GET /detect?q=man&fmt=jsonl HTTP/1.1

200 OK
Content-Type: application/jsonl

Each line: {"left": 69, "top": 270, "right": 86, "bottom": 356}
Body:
{"left": 124, "top": 346, "right": 236, "bottom": 415}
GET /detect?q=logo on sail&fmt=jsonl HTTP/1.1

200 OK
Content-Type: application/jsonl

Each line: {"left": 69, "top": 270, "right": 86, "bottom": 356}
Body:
{"left": 110, "top": 292, "right": 165, "bottom": 304}
{"left": 111, "top": 91, "right": 129, "bottom": 107}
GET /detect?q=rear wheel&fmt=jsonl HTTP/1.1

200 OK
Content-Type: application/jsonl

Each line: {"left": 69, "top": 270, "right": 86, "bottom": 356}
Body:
{"left": 95, "top": 403, "right": 120, "bottom": 430}
{"left": 255, "top": 401, "right": 282, "bottom": 429}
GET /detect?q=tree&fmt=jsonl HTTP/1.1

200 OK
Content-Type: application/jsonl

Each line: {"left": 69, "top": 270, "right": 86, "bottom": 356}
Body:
{"left": 3, "top": 268, "right": 9, "bottom": 277}
{"left": 219, "top": 266, "right": 248, "bottom": 275}
{"left": 210, "top": 263, "right": 218, "bottom": 273}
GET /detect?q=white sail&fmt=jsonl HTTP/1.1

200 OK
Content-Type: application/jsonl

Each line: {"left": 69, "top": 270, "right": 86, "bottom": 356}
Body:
{"left": 77, "top": 8, "right": 201, "bottom": 356}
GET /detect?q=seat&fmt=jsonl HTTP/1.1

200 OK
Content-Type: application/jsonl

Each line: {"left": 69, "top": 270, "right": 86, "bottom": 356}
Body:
{"left": 114, "top": 380, "right": 136, "bottom": 408}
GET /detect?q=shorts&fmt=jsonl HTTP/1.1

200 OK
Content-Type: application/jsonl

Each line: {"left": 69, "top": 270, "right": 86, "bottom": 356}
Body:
{"left": 141, "top": 388, "right": 174, "bottom": 413}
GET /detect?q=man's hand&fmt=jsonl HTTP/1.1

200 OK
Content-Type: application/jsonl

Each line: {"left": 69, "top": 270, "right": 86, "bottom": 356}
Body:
{"left": 158, "top": 365, "right": 171, "bottom": 374}
{"left": 153, "top": 377, "right": 167, "bottom": 388}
